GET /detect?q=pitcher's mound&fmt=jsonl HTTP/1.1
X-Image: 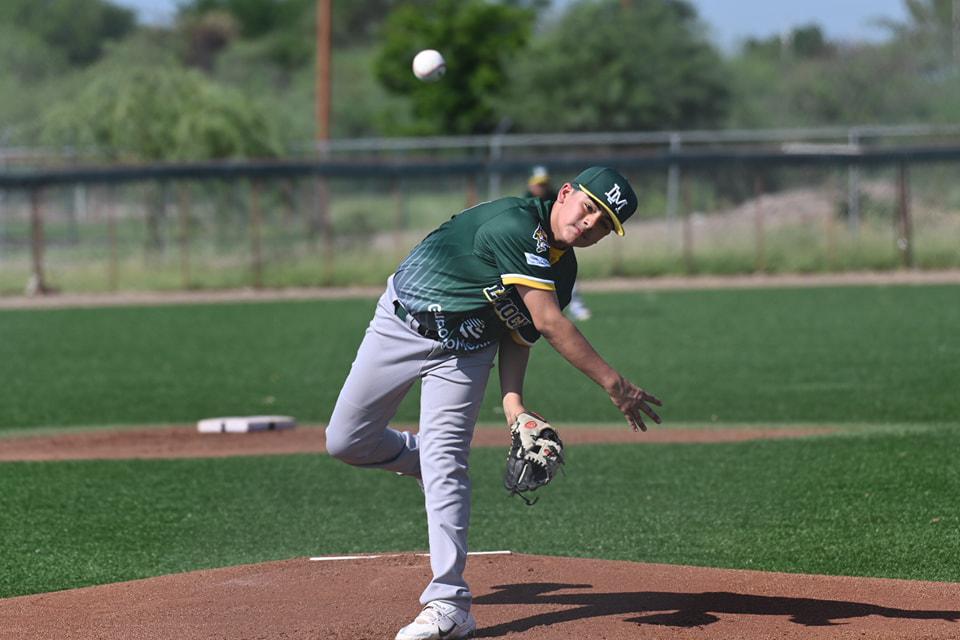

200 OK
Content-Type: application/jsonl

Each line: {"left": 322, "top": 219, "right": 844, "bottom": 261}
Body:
{"left": 3, "top": 553, "right": 958, "bottom": 639}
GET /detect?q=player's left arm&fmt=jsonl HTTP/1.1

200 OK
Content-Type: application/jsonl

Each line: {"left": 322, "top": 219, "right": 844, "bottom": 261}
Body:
{"left": 498, "top": 333, "right": 531, "bottom": 426}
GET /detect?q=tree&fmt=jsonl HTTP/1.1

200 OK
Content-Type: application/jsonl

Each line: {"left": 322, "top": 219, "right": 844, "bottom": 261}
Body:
{"left": 744, "top": 24, "right": 834, "bottom": 60}
{"left": 498, "top": 0, "right": 730, "bottom": 132}
{"left": 374, "top": 0, "right": 535, "bottom": 135}
{"left": 180, "top": 10, "right": 241, "bottom": 71}
{"left": 177, "top": 0, "right": 408, "bottom": 67}
{"left": 41, "top": 66, "right": 280, "bottom": 161}
{"left": 781, "top": 46, "right": 931, "bottom": 125}
{"left": 879, "top": 0, "right": 958, "bottom": 70}
{"left": 0, "top": 0, "right": 135, "bottom": 65}
{"left": 181, "top": 0, "right": 309, "bottom": 38}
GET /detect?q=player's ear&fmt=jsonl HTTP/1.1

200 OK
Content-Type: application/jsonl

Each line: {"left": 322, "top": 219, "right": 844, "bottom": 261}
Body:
{"left": 556, "top": 183, "right": 573, "bottom": 202}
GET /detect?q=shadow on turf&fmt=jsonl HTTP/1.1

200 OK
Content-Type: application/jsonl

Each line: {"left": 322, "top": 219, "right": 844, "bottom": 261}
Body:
{"left": 472, "top": 582, "right": 960, "bottom": 637}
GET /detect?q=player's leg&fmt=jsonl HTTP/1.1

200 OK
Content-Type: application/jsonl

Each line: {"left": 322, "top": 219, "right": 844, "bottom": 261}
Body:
{"left": 415, "top": 344, "right": 497, "bottom": 611}
{"left": 325, "top": 286, "right": 432, "bottom": 477}
{"left": 567, "top": 283, "right": 592, "bottom": 321}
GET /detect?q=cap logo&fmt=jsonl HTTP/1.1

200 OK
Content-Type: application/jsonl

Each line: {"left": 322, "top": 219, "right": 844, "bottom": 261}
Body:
{"left": 604, "top": 183, "right": 629, "bottom": 214}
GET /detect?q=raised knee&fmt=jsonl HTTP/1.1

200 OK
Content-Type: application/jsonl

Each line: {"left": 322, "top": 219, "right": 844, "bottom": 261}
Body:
{"left": 324, "top": 424, "right": 359, "bottom": 463}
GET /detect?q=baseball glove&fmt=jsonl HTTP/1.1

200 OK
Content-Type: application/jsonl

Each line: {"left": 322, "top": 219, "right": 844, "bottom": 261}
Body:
{"left": 503, "top": 411, "right": 564, "bottom": 506}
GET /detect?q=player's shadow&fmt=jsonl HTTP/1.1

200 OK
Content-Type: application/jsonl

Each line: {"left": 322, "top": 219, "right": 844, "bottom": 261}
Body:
{"left": 472, "top": 582, "right": 960, "bottom": 637}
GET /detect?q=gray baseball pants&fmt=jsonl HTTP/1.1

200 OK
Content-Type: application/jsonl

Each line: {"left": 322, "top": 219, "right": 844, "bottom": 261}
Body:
{"left": 325, "top": 276, "right": 497, "bottom": 611}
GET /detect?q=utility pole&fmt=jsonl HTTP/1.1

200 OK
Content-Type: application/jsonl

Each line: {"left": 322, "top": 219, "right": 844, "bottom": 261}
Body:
{"left": 315, "top": 0, "right": 332, "bottom": 141}
{"left": 314, "top": 0, "right": 334, "bottom": 282}
{"left": 954, "top": 0, "right": 960, "bottom": 64}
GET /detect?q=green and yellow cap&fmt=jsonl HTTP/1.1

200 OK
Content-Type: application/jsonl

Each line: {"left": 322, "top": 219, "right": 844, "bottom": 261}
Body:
{"left": 570, "top": 166, "right": 637, "bottom": 236}
{"left": 528, "top": 165, "right": 550, "bottom": 187}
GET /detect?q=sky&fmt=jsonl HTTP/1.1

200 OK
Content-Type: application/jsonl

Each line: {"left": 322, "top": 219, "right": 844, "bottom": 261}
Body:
{"left": 693, "top": 0, "right": 908, "bottom": 49}
{"left": 113, "top": 0, "right": 911, "bottom": 48}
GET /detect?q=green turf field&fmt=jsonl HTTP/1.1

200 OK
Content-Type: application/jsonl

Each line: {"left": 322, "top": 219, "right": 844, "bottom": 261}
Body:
{"left": 1, "top": 284, "right": 958, "bottom": 598}
{"left": 1, "top": 284, "right": 958, "bottom": 430}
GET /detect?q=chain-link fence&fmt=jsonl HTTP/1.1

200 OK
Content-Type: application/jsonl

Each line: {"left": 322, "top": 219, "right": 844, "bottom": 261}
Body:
{"left": 1, "top": 134, "right": 959, "bottom": 295}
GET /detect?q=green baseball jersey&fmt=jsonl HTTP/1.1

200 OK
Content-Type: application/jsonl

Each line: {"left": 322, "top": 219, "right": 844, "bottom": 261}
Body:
{"left": 393, "top": 196, "right": 576, "bottom": 353}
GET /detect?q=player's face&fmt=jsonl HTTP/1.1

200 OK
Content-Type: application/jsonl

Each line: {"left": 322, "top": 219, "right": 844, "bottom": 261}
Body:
{"left": 528, "top": 183, "right": 550, "bottom": 198}
{"left": 550, "top": 184, "right": 614, "bottom": 249}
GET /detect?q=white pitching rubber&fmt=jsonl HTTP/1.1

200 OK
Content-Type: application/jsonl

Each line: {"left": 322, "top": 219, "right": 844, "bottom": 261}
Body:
{"left": 309, "top": 550, "right": 511, "bottom": 561}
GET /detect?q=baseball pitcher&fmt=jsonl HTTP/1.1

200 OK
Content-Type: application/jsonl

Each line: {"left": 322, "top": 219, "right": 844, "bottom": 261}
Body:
{"left": 325, "top": 166, "right": 662, "bottom": 640}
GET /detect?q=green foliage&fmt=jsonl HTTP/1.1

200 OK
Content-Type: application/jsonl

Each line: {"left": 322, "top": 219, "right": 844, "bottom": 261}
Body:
{"left": 0, "top": 25, "right": 71, "bottom": 140}
{"left": 178, "top": 9, "right": 241, "bottom": 71}
{"left": 782, "top": 45, "right": 931, "bottom": 125}
{"left": 330, "top": 0, "right": 419, "bottom": 45}
{"left": 374, "top": 0, "right": 535, "bottom": 134}
{"left": 179, "top": 0, "right": 411, "bottom": 69}
{"left": 184, "top": 0, "right": 309, "bottom": 38}
{"left": 178, "top": 0, "right": 313, "bottom": 69}
{"left": 499, "top": 0, "right": 730, "bottom": 132}
{"left": 891, "top": 0, "right": 956, "bottom": 65}
{"left": 210, "top": 41, "right": 413, "bottom": 142}
{"left": 726, "top": 1, "right": 960, "bottom": 128}
{"left": 0, "top": 0, "right": 135, "bottom": 65}
{"left": 726, "top": 40, "right": 944, "bottom": 128}
{"left": 7, "top": 0, "right": 960, "bottom": 149}
{"left": 743, "top": 24, "right": 834, "bottom": 60}
{"left": 0, "top": 24, "right": 67, "bottom": 82}
{"left": 40, "top": 64, "right": 281, "bottom": 160}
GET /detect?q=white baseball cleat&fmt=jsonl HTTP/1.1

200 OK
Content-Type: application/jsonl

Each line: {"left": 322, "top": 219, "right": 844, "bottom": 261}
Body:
{"left": 395, "top": 601, "right": 476, "bottom": 640}
{"left": 567, "top": 299, "right": 592, "bottom": 321}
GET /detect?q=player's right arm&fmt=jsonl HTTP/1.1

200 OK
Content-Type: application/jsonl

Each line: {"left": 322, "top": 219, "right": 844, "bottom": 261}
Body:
{"left": 516, "top": 284, "right": 663, "bottom": 432}
{"left": 497, "top": 333, "right": 530, "bottom": 426}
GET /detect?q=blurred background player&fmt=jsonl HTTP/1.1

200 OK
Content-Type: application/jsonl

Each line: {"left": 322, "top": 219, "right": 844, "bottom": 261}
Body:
{"left": 526, "top": 165, "right": 592, "bottom": 321}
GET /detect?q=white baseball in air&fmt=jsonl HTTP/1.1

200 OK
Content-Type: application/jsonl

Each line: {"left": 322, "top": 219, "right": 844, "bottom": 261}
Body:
{"left": 412, "top": 49, "right": 446, "bottom": 82}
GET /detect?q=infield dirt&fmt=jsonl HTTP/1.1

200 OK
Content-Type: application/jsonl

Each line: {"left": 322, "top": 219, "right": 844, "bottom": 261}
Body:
{"left": 0, "top": 423, "right": 834, "bottom": 461}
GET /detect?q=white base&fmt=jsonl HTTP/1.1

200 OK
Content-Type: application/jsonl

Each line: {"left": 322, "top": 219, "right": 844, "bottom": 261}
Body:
{"left": 197, "top": 415, "right": 296, "bottom": 434}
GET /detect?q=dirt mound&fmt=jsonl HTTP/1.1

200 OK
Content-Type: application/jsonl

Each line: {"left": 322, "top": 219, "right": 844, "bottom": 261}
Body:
{"left": 2, "top": 553, "right": 958, "bottom": 639}
{"left": 0, "top": 424, "right": 834, "bottom": 462}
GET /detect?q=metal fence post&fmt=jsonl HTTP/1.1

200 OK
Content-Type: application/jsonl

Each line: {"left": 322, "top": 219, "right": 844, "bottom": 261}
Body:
{"left": 488, "top": 134, "right": 503, "bottom": 199}
{"left": 107, "top": 186, "right": 118, "bottom": 291}
{"left": 681, "top": 176, "right": 694, "bottom": 274}
{"left": 28, "top": 187, "right": 50, "bottom": 295}
{"left": 465, "top": 173, "right": 478, "bottom": 209}
{"left": 666, "top": 133, "right": 681, "bottom": 244}
{"left": 281, "top": 179, "right": 296, "bottom": 227}
{"left": 177, "top": 182, "right": 191, "bottom": 289}
{"left": 392, "top": 177, "right": 405, "bottom": 261}
{"left": 314, "top": 175, "right": 335, "bottom": 285}
{"left": 896, "top": 162, "right": 913, "bottom": 268}
{"left": 753, "top": 174, "right": 766, "bottom": 272}
{"left": 847, "top": 129, "right": 861, "bottom": 234}
{"left": 250, "top": 179, "right": 264, "bottom": 289}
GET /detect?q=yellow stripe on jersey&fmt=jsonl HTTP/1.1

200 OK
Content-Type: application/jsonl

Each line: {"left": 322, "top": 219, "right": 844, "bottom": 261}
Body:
{"left": 548, "top": 247, "right": 566, "bottom": 265}
{"left": 501, "top": 273, "right": 556, "bottom": 291}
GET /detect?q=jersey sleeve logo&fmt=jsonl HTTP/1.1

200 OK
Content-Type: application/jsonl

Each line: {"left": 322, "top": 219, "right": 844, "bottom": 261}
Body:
{"left": 525, "top": 252, "right": 551, "bottom": 268}
{"left": 532, "top": 225, "right": 549, "bottom": 253}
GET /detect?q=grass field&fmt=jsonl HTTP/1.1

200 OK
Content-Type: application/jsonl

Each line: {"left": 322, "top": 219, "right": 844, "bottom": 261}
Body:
{"left": 1, "top": 284, "right": 958, "bottom": 598}
{"left": 1, "top": 284, "right": 958, "bottom": 430}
